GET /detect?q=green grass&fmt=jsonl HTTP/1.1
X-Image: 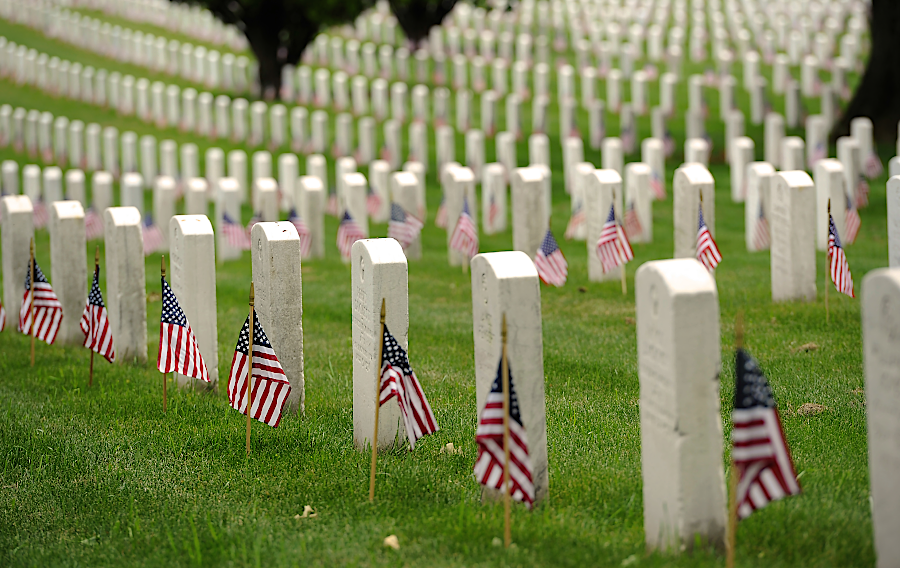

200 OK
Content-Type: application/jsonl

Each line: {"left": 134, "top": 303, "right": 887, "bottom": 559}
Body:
{"left": 0, "top": 14, "right": 885, "bottom": 568}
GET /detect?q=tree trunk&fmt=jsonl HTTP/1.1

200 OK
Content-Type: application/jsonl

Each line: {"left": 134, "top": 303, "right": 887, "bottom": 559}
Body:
{"left": 245, "top": 28, "right": 283, "bottom": 101}
{"left": 831, "top": 0, "right": 900, "bottom": 143}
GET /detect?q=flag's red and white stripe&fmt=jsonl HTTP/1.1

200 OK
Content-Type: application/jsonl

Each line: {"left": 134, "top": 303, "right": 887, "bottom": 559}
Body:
{"left": 0, "top": 301, "right": 6, "bottom": 331}
{"left": 379, "top": 327, "right": 439, "bottom": 448}
{"left": 650, "top": 172, "right": 666, "bottom": 200}
{"left": 564, "top": 209, "right": 585, "bottom": 240}
{"left": 844, "top": 206, "right": 861, "bottom": 245}
{"left": 84, "top": 209, "right": 104, "bottom": 241}
{"left": 829, "top": 216, "right": 854, "bottom": 298}
{"left": 865, "top": 153, "right": 883, "bottom": 179}
{"left": 18, "top": 264, "right": 63, "bottom": 345}
{"left": 596, "top": 205, "right": 633, "bottom": 273}
{"left": 696, "top": 205, "right": 722, "bottom": 271}
{"left": 33, "top": 201, "right": 49, "bottom": 229}
{"left": 142, "top": 223, "right": 165, "bottom": 256}
{"left": 158, "top": 279, "right": 210, "bottom": 382}
{"left": 288, "top": 212, "right": 312, "bottom": 258}
{"left": 624, "top": 203, "right": 643, "bottom": 240}
{"left": 80, "top": 271, "right": 115, "bottom": 363}
{"left": 754, "top": 206, "right": 770, "bottom": 251}
{"left": 337, "top": 212, "right": 366, "bottom": 258}
{"left": 228, "top": 315, "right": 291, "bottom": 428}
{"left": 449, "top": 206, "right": 479, "bottom": 259}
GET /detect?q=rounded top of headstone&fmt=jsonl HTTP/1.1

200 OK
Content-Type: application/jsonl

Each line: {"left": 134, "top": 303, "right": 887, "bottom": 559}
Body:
{"left": 591, "top": 168, "right": 623, "bottom": 185}
{"left": 391, "top": 171, "right": 418, "bottom": 187}
{"left": 122, "top": 172, "right": 143, "bottom": 187}
{"left": 104, "top": 206, "right": 141, "bottom": 226}
{"left": 626, "top": 162, "right": 652, "bottom": 176}
{"left": 251, "top": 220, "right": 301, "bottom": 244}
{"left": 636, "top": 258, "right": 717, "bottom": 296}
{"left": 155, "top": 176, "right": 177, "bottom": 191}
{"left": 775, "top": 170, "right": 814, "bottom": 188}
{"left": 254, "top": 177, "right": 277, "bottom": 192}
{"left": 675, "top": 163, "right": 713, "bottom": 185}
{"left": 1, "top": 194, "right": 34, "bottom": 214}
{"left": 352, "top": 237, "right": 407, "bottom": 267}
{"left": 171, "top": 214, "right": 213, "bottom": 236}
{"left": 344, "top": 172, "right": 368, "bottom": 188}
{"left": 65, "top": 169, "right": 85, "bottom": 182}
{"left": 749, "top": 162, "right": 777, "bottom": 176}
{"left": 299, "top": 175, "right": 324, "bottom": 191}
{"left": 473, "top": 250, "right": 538, "bottom": 280}
{"left": 51, "top": 200, "right": 85, "bottom": 220}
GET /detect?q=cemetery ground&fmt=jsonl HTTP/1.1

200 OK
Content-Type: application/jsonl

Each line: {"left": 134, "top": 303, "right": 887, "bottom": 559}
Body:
{"left": 0, "top": 11, "right": 883, "bottom": 568}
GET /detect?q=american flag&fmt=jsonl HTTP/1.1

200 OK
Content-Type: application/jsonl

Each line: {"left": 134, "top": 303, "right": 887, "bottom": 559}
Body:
{"left": 379, "top": 323, "right": 439, "bottom": 448}
{"left": 488, "top": 193, "right": 500, "bottom": 227}
{"left": 474, "top": 358, "right": 535, "bottom": 508}
{"left": 337, "top": 211, "right": 366, "bottom": 258}
{"left": 596, "top": 204, "right": 633, "bottom": 273}
{"left": 621, "top": 121, "right": 635, "bottom": 155}
{"left": 157, "top": 277, "right": 210, "bottom": 382}
{"left": 287, "top": 209, "right": 312, "bottom": 258}
{"left": 810, "top": 143, "right": 827, "bottom": 169}
{"left": 326, "top": 192, "right": 339, "bottom": 217}
{"left": 534, "top": 229, "right": 567, "bottom": 287}
{"left": 844, "top": 195, "right": 861, "bottom": 245}
{"left": 564, "top": 205, "right": 585, "bottom": 240}
{"left": 18, "top": 258, "right": 63, "bottom": 344}
{"left": 0, "top": 301, "right": 5, "bottom": 331}
{"left": 435, "top": 198, "right": 448, "bottom": 229}
{"left": 864, "top": 153, "right": 883, "bottom": 179}
{"left": 33, "top": 201, "right": 49, "bottom": 229}
{"left": 754, "top": 202, "right": 770, "bottom": 250}
{"left": 449, "top": 199, "right": 479, "bottom": 259}
{"left": 80, "top": 266, "right": 115, "bottom": 363}
{"left": 142, "top": 216, "right": 165, "bottom": 256}
{"left": 223, "top": 213, "right": 251, "bottom": 251}
{"left": 733, "top": 348, "right": 800, "bottom": 520}
{"left": 650, "top": 171, "right": 666, "bottom": 200}
{"left": 828, "top": 214, "right": 855, "bottom": 298}
{"left": 84, "top": 208, "right": 104, "bottom": 241}
{"left": 663, "top": 129, "right": 675, "bottom": 157}
{"left": 387, "top": 203, "right": 423, "bottom": 250}
{"left": 624, "top": 200, "right": 643, "bottom": 240}
{"left": 696, "top": 203, "right": 722, "bottom": 271}
{"left": 228, "top": 311, "right": 291, "bottom": 428}
{"left": 855, "top": 177, "right": 869, "bottom": 209}
{"left": 366, "top": 187, "right": 382, "bottom": 218}
{"left": 245, "top": 211, "right": 263, "bottom": 236}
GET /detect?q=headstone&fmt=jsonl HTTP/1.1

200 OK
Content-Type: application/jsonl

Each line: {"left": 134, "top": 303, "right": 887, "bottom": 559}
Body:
{"left": 103, "top": 206, "right": 148, "bottom": 362}
{"left": 602, "top": 138, "right": 624, "bottom": 175}
{"left": 153, "top": 176, "right": 177, "bottom": 250}
{"left": 837, "top": 137, "right": 861, "bottom": 203}
{"left": 806, "top": 115, "right": 828, "bottom": 170}
{"left": 745, "top": 162, "right": 775, "bottom": 252}
{"left": 370, "top": 160, "right": 392, "bottom": 222}
{"left": 815, "top": 159, "right": 846, "bottom": 251}
{"left": 169, "top": 215, "right": 218, "bottom": 388}
{"left": 511, "top": 167, "right": 549, "bottom": 259}
{"left": 465, "top": 129, "right": 485, "bottom": 179}
{"left": 65, "top": 169, "right": 86, "bottom": 207}
{"left": 482, "top": 163, "right": 507, "bottom": 234}
{"left": 120, "top": 173, "right": 144, "bottom": 214}
{"left": 343, "top": 173, "right": 370, "bottom": 238}
{"left": 1, "top": 195, "right": 34, "bottom": 323}
{"left": 351, "top": 238, "right": 407, "bottom": 449}
{"left": 625, "top": 163, "right": 653, "bottom": 243}
{"left": 781, "top": 137, "right": 806, "bottom": 172}
{"left": 215, "top": 177, "right": 242, "bottom": 262}
{"left": 2, "top": 161, "right": 18, "bottom": 194}
{"left": 685, "top": 139, "right": 710, "bottom": 167}
{"left": 251, "top": 222, "right": 306, "bottom": 414}
{"left": 471, "top": 251, "right": 549, "bottom": 505}
{"left": 92, "top": 172, "right": 113, "bottom": 215}
{"left": 298, "top": 175, "right": 325, "bottom": 259}
{"left": 185, "top": 178, "right": 208, "bottom": 215}
{"left": 764, "top": 113, "right": 785, "bottom": 169}
{"left": 445, "top": 166, "right": 478, "bottom": 266}
{"left": 890, "top": 177, "right": 900, "bottom": 268}
{"left": 586, "top": 169, "right": 624, "bottom": 282}
{"left": 771, "top": 171, "right": 817, "bottom": 302}
{"left": 254, "top": 178, "right": 279, "bottom": 222}
{"left": 390, "top": 172, "right": 422, "bottom": 260}
{"left": 730, "top": 137, "right": 755, "bottom": 202}
{"left": 635, "top": 258, "right": 725, "bottom": 553}
{"left": 673, "top": 164, "right": 715, "bottom": 260}
{"left": 43, "top": 167, "right": 64, "bottom": 204}
{"left": 228, "top": 149, "right": 248, "bottom": 203}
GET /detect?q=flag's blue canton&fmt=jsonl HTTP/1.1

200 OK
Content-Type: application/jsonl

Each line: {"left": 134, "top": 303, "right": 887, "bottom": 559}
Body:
{"left": 88, "top": 269, "right": 105, "bottom": 308}
{"left": 234, "top": 313, "right": 273, "bottom": 356}
{"left": 382, "top": 324, "right": 412, "bottom": 374}
{"left": 391, "top": 203, "right": 406, "bottom": 223}
{"left": 160, "top": 278, "right": 187, "bottom": 327}
{"left": 699, "top": 204, "right": 708, "bottom": 230}
{"left": 539, "top": 230, "right": 561, "bottom": 256}
{"left": 829, "top": 216, "right": 843, "bottom": 248}
{"left": 143, "top": 214, "right": 154, "bottom": 227}
{"left": 288, "top": 208, "right": 301, "bottom": 220}
{"left": 342, "top": 211, "right": 353, "bottom": 222}
{"left": 462, "top": 198, "right": 471, "bottom": 215}
{"left": 25, "top": 260, "right": 49, "bottom": 289}
{"left": 605, "top": 204, "right": 616, "bottom": 224}
{"left": 223, "top": 213, "right": 238, "bottom": 224}
{"left": 489, "top": 360, "right": 523, "bottom": 427}
{"left": 735, "top": 349, "right": 775, "bottom": 409}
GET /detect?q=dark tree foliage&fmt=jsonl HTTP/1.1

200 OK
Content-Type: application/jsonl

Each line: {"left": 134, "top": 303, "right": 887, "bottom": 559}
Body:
{"left": 171, "top": 0, "right": 372, "bottom": 99}
{"left": 388, "top": 0, "right": 459, "bottom": 49}
{"left": 832, "top": 0, "right": 900, "bottom": 142}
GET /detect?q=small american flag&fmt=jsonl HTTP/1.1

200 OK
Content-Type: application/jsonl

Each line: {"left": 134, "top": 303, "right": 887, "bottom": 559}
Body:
{"left": 387, "top": 203, "right": 423, "bottom": 250}
{"left": 621, "top": 121, "right": 635, "bottom": 155}
{"left": 624, "top": 200, "right": 643, "bottom": 240}
{"left": 810, "top": 143, "right": 827, "bottom": 169}
{"left": 844, "top": 195, "right": 861, "bottom": 245}
{"left": 337, "top": 211, "right": 366, "bottom": 258}
{"left": 864, "top": 153, "right": 884, "bottom": 179}
{"left": 596, "top": 204, "right": 633, "bottom": 273}
{"left": 245, "top": 211, "right": 263, "bottom": 236}
{"left": 534, "top": 229, "right": 567, "bottom": 287}
{"left": 449, "top": 199, "right": 479, "bottom": 259}
{"left": 663, "top": 129, "right": 675, "bottom": 157}
{"left": 828, "top": 215, "right": 854, "bottom": 298}
{"left": 366, "top": 187, "right": 382, "bottom": 218}
{"left": 142, "top": 216, "right": 165, "bottom": 256}
{"left": 228, "top": 311, "right": 291, "bottom": 428}
{"left": 0, "top": 301, "right": 5, "bottom": 331}
{"left": 223, "top": 213, "right": 251, "bottom": 251}
{"left": 643, "top": 64, "right": 658, "bottom": 80}
{"left": 84, "top": 208, "right": 104, "bottom": 241}
{"left": 564, "top": 206, "right": 585, "bottom": 240}
{"left": 650, "top": 171, "right": 666, "bottom": 200}
{"left": 696, "top": 203, "right": 722, "bottom": 271}
{"left": 287, "top": 209, "right": 312, "bottom": 258}
{"left": 80, "top": 266, "right": 115, "bottom": 363}
{"left": 488, "top": 193, "right": 500, "bottom": 227}
{"left": 754, "top": 202, "right": 770, "bottom": 251}
{"left": 855, "top": 177, "right": 869, "bottom": 209}
{"left": 474, "top": 358, "right": 535, "bottom": 508}
{"left": 379, "top": 323, "right": 439, "bottom": 448}
{"left": 157, "top": 277, "right": 210, "bottom": 382}
{"left": 18, "top": 258, "right": 63, "bottom": 344}
{"left": 435, "top": 198, "right": 448, "bottom": 229}
{"left": 326, "top": 192, "right": 339, "bottom": 217}
{"left": 33, "top": 201, "right": 49, "bottom": 229}
{"left": 733, "top": 348, "right": 800, "bottom": 520}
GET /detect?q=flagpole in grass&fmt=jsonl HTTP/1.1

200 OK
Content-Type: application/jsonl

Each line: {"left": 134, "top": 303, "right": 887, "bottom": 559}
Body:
{"left": 826, "top": 199, "right": 831, "bottom": 325}
{"left": 501, "top": 313, "right": 512, "bottom": 549}
{"left": 369, "top": 298, "right": 386, "bottom": 503}
{"left": 89, "top": 246, "right": 99, "bottom": 388}
{"left": 161, "top": 255, "right": 167, "bottom": 413}
{"left": 246, "top": 282, "right": 255, "bottom": 457}
{"left": 29, "top": 238, "right": 35, "bottom": 366}
{"left": 727, "top": 311, "right": 744, "bottom": 568}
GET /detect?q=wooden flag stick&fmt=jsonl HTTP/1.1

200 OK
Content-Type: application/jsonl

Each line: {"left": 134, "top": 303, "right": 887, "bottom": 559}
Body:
{"left": 826, "top": 199, "right": 831, "bottom": 325}
{"left": 161, "top": 255, "right": 167, "bottom": 413}
{"left": 501, "top": 313, "right": 512, "bottom": 549}
{"left": 29, "top": 239, "right": 35, "bottom": 367}
{"left": 246, "top": 282, "right": 255, "bottom": 456}
{"left": 89, "top": 246, "right": 99, "bottom": 388}
{"left": 369, "top": 298, "right": 386, "bottom": 503}
{"left": 727, "top": 312, "right": 744, "bottom": 568}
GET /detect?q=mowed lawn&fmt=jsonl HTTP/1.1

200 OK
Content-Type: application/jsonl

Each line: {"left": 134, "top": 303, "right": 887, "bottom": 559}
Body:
{"left": 0, "top": 14, "right": 886, "bottom": 568}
